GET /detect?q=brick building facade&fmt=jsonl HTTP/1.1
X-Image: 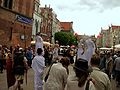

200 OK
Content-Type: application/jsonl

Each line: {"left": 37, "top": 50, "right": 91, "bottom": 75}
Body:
{"left": 0, "top": 0, "right": 34, "bottom": 48}
{"left": 40, "top": 6, "right": 53, "bottom": 42}
{"left": 60, "top": 22, "right": 74, "bottom": 33}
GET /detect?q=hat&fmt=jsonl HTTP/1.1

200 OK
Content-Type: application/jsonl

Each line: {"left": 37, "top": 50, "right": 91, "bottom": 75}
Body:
{"left": 16, "top": 48, "right": 23, "bottom": 54}
{"left": 113, "top": 55, "right": 117, "bottom": 58}
{"left": 74, "top": 58, "right": 89, "bottom": 72}
{"left": 19, "top": 48, "right": 23, "bottom": 51}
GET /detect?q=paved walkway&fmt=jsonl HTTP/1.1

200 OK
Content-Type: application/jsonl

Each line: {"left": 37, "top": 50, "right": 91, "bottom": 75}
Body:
{"left": 0, "top": 65, "right": 120, "bottom": 90}
{"left": 0, "top": 69, "right": 34, "bottom": 90}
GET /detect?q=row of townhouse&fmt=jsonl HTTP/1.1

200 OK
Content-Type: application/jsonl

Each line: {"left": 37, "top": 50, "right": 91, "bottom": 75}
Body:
{"left": 0, "top": 0, "right": 74, "bottom": 48}
{"left": 96, "top": 25, "right": 120, "bottom": 48}
{"left": 32, "top": 1, "right": 74, "bottom": 44}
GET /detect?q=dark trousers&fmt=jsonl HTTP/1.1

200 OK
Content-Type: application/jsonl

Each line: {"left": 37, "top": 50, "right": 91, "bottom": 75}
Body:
{"left": 0, "top": 59, "right": 3, "bottom": 73}
{"left": 28, "top": 59, "right": 32, "bottom": 67}
{"left": 70, "top": 56, "right": 74, "bottom": 64}
{"left": 105, "top": 69, "right": 111, "bottom": 80}
{"left": 116, "top": 70, "right": 120, "bottom": 83}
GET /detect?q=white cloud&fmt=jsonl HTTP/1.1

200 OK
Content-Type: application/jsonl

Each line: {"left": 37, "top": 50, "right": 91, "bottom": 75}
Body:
{"left": 41, "top": 0, "right": 120, "bottom": 35}
{"left": 76, "top": 0, "right": 120, "bottom": 11}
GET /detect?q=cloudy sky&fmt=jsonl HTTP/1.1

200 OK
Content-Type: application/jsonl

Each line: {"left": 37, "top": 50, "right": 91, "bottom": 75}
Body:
{"left": 41, "top": 0, "right": 120, "bottom": 36}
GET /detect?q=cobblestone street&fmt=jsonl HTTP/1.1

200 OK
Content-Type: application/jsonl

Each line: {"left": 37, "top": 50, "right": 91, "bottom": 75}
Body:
{"left": 0, "top": 69, "right": 34, "bottom": 90}
{"left": 0, "top": 65, "right": 120, "bottom": 90}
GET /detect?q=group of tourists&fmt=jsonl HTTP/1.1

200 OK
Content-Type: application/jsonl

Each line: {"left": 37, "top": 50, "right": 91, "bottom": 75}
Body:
{"left": 31, "top": 34, "right": 114, "bottom": 90}
{"left": 99, "top": 51, "right": 120, "bottom": 87}
{"left": 0, "top": 32, "right": 120, "bottom": 90}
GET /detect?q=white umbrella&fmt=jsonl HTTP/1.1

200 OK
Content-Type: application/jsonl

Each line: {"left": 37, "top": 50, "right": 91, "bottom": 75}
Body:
{"left": 31, "top": 41, "right": 50, "bottom": 45}
{"left": 114, "top": 44, "right": 120, "bottom": 48}
{"left": 99, "top": 47, "right": 112, "bottom": 50}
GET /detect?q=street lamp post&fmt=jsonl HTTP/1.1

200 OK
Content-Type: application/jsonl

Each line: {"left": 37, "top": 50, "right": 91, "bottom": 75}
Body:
{"left": 20, "top": 25, "right": 28, "bottom": 51}
{"left": 113, "top": 35, "right": 116, "bottom": 54}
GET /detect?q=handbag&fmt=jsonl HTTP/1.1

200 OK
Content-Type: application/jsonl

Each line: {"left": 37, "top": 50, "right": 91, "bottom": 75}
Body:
{"left": 44, "top": 72, "right": 49, "bottom": 82}
{"left": 44, "top": 63, "right": 53, "bottom": 82}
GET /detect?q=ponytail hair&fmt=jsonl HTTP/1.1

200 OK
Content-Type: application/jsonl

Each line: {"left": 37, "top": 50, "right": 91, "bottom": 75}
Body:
{"left": 74, "top": 67, "right": 89, "bottom": 87}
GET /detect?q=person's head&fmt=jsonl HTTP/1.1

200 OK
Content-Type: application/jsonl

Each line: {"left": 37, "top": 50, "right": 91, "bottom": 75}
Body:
{"left": 60, "top": 57, "right": 70, "bottom": 67}
{"left": 60, "top": 57, "right": 70, "bottom": 74}
{"left": 37, "top": 48, "right": 43, "bottom": 55}
{"left": 7, "top": 49, "right": 11, "bottom": 53}
{"left": 15, "top": 47, "right": 23, "bottom": 55}
{"left": 100, "top": 51, "right": 104, "bottom": 57}
{"left": 74, "top": 58, "right": 89, "bottom": 87}
{"left": 107, "top": 52, "right": 111, "bottom": 58}
{"left": 113, "top": 55, "right": 117, "bottom": 58}
{"left": 54, "top": 44, "right": 59, "bottom": 48}
{"left": 36, "top": 32, "right": 40, "bottom": 36}
{"left": 90, "top": 54, "right": 100, "bottom": 67}
{"left": 17, "top": 44, "right": 20, "bottom": 48}
{"left": 18, "top": 48, "right": 24, "bottom": 54}
{"left": 118, "top": 53, "right": 120, "bottom": 57}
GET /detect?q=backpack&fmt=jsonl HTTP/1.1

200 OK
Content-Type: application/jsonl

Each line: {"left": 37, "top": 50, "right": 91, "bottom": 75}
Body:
{"left": 13, "top": 53, "right": 25, "bottom": 75}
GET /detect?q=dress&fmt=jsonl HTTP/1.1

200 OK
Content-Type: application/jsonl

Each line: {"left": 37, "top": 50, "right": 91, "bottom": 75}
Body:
{"left": 32, "top": 55, "right": 45, "bottom": 90}
{"left": 6, "top": 52, "right": 15, "bottom": 88}
{"left": 44, "top": 63, "right": 68, "bottom": 90}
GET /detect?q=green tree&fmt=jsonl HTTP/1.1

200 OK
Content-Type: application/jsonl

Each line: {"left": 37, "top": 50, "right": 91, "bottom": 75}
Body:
{"left": 55, "top": 32, "right": 77, "bottom": 46}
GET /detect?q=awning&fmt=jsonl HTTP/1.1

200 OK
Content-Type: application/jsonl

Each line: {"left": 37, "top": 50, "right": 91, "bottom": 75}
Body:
{"left": 114, "top": 44, "right": 120, "bottom": 48}
{"left": 43, "top": 41, "right": 51, "bottom": 45}
{"left": 99, "top": 47, "right": 113, "bottom": 50}
{"left": 31, "top": 41, "right": 50, "bottom": 45}
{"left": 40, "top": 33, "right": 47, "bottom": 36}
{"left": 31, "top": 41, "right": 35, "bottom": 44}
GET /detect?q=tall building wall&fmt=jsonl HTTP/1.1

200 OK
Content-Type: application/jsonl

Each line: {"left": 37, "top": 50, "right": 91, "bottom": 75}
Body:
{"left": 0, "top": 0, "right": 34, "bottom": 48}
{"left": 12, "top": 0, "right": 34, "bottom": 18}
{"left": 40, "top": 6, "right": 53, "bottom": 42}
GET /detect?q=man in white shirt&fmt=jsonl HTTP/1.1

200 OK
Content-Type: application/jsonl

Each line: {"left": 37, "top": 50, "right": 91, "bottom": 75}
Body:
{"left": 32, "top": 48, "right": 45, "bottom": 90}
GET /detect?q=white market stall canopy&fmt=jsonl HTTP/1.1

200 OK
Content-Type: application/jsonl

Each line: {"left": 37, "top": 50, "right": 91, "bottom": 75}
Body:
{"left": 31, "top": 41, "right": 50, "bottom": 45}
{"left": 114, "top": 44, "right": 120, "bottom": 48}
{"left": 99, "top": 47, "right": 113, "bottom": 50}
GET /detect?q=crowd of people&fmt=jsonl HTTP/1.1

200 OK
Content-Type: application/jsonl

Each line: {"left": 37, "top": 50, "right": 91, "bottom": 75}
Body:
{"left": 0, "top": 33, "right": 120, "bottom": 90}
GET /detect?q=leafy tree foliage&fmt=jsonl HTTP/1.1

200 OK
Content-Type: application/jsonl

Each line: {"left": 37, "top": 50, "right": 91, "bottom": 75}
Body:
{"left": 54, "top": 32, "right": 77, "bottom": 46}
